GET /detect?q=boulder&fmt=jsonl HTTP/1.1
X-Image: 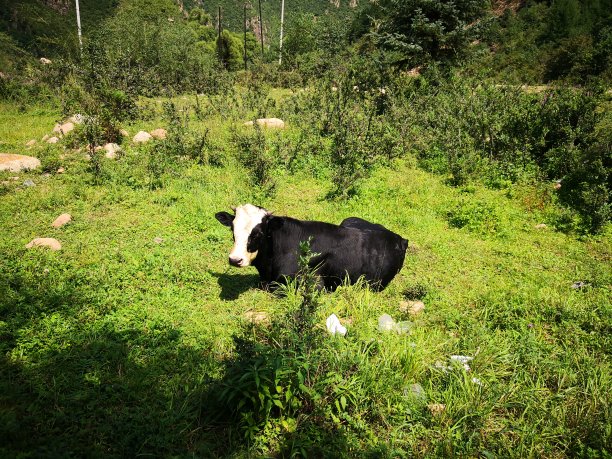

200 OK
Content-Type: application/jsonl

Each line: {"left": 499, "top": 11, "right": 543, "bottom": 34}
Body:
{"left": 57, "top": 167, "right": 65, "bottom": 174}
{"left": 40, "top": 57, "right": 52, "bottom": 65}
{"left": 47, "top": 136, "right": 59, "bottom": 144}
{"left": 149, "top": 128, "right": 167, "bottom": 140}
{"left": 0, "top": 154, "right": 41, "bottom": 172}
{"left": 25, "top": 238, "right": 61, "bottom": 251}
{"left": 133, "top": 131, "right": 152, "bottom": 143}
{"left": 53, "top": 121, "right": 75, "bottom": 136}
{"left": 244, "top": 118, "right": 285, "bottom": 129}
{"left": 42, "top": 134, "right": 49, "bottom": 142}
{"left": 103, "top": 143, "right": 122, "bottom": 159}
{"left": 52, "top": 213, "right": 72, "bottom": 228}
{"left": 26, "top": 139, "right": 36, "bottom": 147}
{"left": 120, "top": 129, "right": 129, "bottom": 138}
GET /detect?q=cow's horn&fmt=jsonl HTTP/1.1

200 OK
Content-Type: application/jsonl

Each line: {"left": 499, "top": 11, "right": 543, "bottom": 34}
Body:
{"left": 230, "top": 206, "right": 236, "bottom": 212}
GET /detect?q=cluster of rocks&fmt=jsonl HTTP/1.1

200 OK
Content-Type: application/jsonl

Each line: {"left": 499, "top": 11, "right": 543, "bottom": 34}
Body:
{"left": 25, "top": 213, "right": 72, "bottom": 252}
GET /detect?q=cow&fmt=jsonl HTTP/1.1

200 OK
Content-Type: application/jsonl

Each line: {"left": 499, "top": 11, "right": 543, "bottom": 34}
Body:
{"left": 214, "top": 204, "right": 407, "bottom": 291}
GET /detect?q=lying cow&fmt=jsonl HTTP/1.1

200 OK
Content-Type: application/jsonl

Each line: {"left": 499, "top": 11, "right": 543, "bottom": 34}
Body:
{"left": 215, "top": 204, "right": 407, "bottom": 291}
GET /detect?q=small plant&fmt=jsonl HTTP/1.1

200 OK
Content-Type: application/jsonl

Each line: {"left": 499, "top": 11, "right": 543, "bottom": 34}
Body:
{"left": 231, "top": 123, "right": 277, "bottom": 197}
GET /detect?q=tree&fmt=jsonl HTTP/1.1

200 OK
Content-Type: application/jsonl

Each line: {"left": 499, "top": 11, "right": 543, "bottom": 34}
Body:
{"left": 366, "top": 0, "right": 489, "bottom": 67}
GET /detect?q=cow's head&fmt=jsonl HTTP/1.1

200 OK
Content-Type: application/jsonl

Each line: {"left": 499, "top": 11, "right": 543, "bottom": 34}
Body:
{"left": 215, "top": 204, "right": 282, "bottom": 267}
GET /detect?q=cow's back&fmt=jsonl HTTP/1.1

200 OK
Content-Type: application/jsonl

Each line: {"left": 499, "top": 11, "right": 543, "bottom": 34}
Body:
{"left": 256, "top": 216, "right": 407, "bottom": 291}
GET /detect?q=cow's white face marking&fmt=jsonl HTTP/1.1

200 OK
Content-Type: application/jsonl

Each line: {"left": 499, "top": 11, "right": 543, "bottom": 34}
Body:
{"left": 230, "top": 204, "right": 268, "bottom": 267}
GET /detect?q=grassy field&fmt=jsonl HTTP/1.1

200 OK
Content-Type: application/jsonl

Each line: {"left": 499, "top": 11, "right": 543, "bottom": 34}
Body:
{"left": 1, "top": 96, "right": 611, "bottom": 457}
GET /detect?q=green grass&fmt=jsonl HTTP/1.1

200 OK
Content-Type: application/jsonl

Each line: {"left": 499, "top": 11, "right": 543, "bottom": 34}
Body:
{"left": 1, "top": 97, "right": 611, "bottom": 457}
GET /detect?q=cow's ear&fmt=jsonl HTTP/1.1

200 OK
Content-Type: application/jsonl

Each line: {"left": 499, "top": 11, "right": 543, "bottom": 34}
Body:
{"left": 215, "top": 211, "right": 234, "bottom": 227}
{"left": 266, "top": 216, "right": 284, "bottom": 231}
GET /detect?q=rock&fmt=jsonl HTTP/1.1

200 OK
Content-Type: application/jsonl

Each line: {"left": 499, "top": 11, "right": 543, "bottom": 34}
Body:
{"left": 40, "top": 57, "right": 52, "bottom": 65}
{"left": 47, "top": 136, "right": 59, "bottom": 144}
{"left": 26, "top": 139, "right": 36, "bottom": 147}
{"left": 535, "top": 223, "right": 547, "bottom": 229}
{"left": 103, "top": 143, "right": 122, "bottom": 159}
{"left": 378, "top": 314, "right": 395, "bottom": 332}
{"left": 51, "top": 213, "right": 72, "bottom": 228}
{"left": 57, "top": 167, "right": 65, "bottom": 174}
{"left": 399, "top": 300, "right": 425, "bottom": 315}
{"left": 244, "top": 310, "right": 269, "bottom": 324}
{"left": 153, "top": 237, "right": 163, "bottom": 244}
{"left": 58, "top": 121, "right": 75, "bottom": 136}
{"left": 23, "top": 179, "right": 35, "bottom": 187}
{"left": 427, "top": 403, "right": 445, "bottom": 417}
{"left": 244, "top": 118, "right": 285, "bottom": 129}
{"left": 10, "top": 176, "right": 19, "bottom": 181}
{"left": 120, "top": 129, "right": 129, "bottom": 137}
{"left": 42, "top": 134, "right": 49, "bottom": 142}
{"left": 133, "top": 131, "right": 152, "bottom": 143}
{"left": 25, "top": 238, "right": 61, "bottom": 251}
{"left": 149, "top": 128, "right": 167, "bottom": 140}
{"left": 0, "top": 154, "right": 41, "bottom": 172}
{"left": 70, "top": 114, "right": 84, "bottom": 124}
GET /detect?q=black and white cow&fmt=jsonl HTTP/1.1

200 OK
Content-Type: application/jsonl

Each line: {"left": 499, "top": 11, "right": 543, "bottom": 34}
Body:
{"left": 215, "top": 204, "right": 407, "bottom": 291}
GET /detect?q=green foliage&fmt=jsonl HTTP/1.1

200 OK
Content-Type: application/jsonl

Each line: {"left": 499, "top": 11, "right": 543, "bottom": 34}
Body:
{"left": 231, "top": 122, "right": 277, "bottom": 197}
{"left": 363, "top": 0, "right": 490, "bottom": 68}
{"left": 480, "top": 0, "right": 612, "bottom": 84}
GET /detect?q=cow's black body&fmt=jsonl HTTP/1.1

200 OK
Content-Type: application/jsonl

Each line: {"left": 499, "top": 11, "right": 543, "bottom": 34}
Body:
{"left": 219, "top": 212, "right": 408, "bottom": 291}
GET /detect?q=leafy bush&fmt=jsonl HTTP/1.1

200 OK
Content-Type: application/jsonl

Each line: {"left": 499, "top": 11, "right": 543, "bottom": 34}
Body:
{"left": 231, "top": 123, "right": 277, "bottom": 197}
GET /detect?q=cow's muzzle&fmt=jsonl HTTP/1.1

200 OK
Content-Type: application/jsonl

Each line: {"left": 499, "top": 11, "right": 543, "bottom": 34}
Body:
{"left": 229, "top": 256, "right": 244, "bottom": 267}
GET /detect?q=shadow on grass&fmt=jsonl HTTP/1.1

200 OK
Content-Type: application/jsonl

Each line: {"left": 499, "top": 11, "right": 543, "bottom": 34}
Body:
{"left": 209, "top": 271, "right": 260, "bottom": 300}
{"left": 0, "top": 256, "right": 232, "bottom": 457}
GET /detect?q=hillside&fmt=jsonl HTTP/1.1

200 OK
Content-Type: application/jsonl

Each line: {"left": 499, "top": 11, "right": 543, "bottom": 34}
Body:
{"left": 0, "top": 0, "right": 357, "bottom": 64}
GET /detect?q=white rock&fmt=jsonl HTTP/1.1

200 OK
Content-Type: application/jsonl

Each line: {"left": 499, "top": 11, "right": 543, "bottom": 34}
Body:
{"left": 51, "top": 213, "right": 72, "bottom": 228}
{"left": 26, "top": 139, "right": 36, "bottom": 147}
{"left": 40, "top": 57, "right": 52, "bottom": 65}
{"left": 133, "top": 131, "right": 152, "bottom": 143}
{"left": 0, "top": 154, "right": 41, "bottom": 172}
{"left": 25, "top": 238, "right": 61, "bottom": 251}
{"left": 535, "top": 223, "right": 547, "bottom": 229}
{"left": 120, "top": 129, "right": 129, "bottom": 137}
{"left": 57, "top": 167, "right": 65, "bottom": 174}
{"left": 42, "top": 134, "right": 49, "bottom": 142}
{"left": 103, "top": 143, "right": 122, "bottom": 159}
{"left": 47, "top": 136, "right": 59, "bottom": 144}
{"left": 244, "top": 118, "right": 285, "bottom": 129}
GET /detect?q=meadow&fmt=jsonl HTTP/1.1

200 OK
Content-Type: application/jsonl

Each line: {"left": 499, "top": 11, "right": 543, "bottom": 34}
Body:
{"left": 1, "top": 85, "right": 611, "bottom": 458}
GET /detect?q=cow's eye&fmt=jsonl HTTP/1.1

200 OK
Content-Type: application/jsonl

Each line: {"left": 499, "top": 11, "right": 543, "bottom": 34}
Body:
{"left": 247, "top": 227, "right": 263, "bottom": 252}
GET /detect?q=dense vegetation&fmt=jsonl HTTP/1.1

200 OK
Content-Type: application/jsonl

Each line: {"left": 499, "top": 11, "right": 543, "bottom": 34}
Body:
{"left": 1, "top": 0, "right": 611, "bottom": 457}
